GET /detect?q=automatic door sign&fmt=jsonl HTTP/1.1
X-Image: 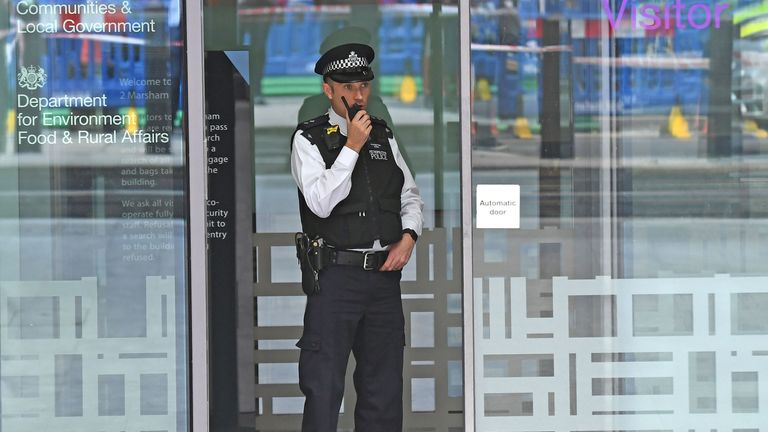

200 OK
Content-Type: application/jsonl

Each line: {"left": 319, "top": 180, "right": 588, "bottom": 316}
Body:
{"left": 476, "top": 184, "right": 520, "bottom": 229}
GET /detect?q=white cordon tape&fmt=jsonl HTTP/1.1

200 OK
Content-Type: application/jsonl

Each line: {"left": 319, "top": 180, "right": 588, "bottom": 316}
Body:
{"left": 471, "top": 43, "right": 711, "bottom": 70}
{"left": 471, "top": 43, "right": 572, "bottom": 53}
{"left": 573, "top": 56, "right": 709, "bottom": 69}
{"left": 239, "top": 4, "right": 460, "bottom": 16}
{"left": 48, "top": 33, "right": 147, "bottom": 45}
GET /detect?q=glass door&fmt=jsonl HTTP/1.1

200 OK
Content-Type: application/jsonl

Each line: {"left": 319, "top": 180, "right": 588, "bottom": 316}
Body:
{"left": 1, "top": 1, "right": 193, "bottom": 431}
{"left": 202, "top": 1, "right": 464, "bottom": 430}
{"left": 469, "top": 0, "right": 768, "bottom": 430}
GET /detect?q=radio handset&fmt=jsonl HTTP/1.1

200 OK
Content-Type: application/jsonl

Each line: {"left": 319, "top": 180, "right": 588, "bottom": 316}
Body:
{"left": 341, "top": 96, "right": 361, "bottom": 120}
{"left": 341, "top": 96, "right": 370, "bottom": 147}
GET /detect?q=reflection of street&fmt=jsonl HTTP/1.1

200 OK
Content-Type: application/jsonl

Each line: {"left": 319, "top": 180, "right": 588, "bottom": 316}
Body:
{"left": 253, "top": 85, "right": 768, "bottom": 282}
{"left": 251, "top": 94, "right": 768, "bottom": 175}
{"left": 476, "top": 126, "right": 768, "bottom": 168}
{"left": 251, "top": 93, "right": 768, "bottom": 269}
{"left": 251, "top": 95, "right": 458, "bottom": 174}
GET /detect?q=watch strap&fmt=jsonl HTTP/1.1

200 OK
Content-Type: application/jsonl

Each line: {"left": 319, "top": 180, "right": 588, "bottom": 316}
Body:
{"left": 402, "top": 228, "right": 418, "bottom": 242}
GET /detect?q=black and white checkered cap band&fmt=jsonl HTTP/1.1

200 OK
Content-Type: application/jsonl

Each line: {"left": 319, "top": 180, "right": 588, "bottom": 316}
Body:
{"left": 322, "top": 51, "right": 369, "bottom": 75}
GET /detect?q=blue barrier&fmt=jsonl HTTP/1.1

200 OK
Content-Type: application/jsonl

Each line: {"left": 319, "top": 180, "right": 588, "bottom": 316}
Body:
{"left": 263, "top": 12, "right": 323, "bottom": 76}
{"left": 543, "top": 0, "right": 563, "bottom": 15}
{"left": 572, "top": 38, "right": 601, "bottom": 115}
{"left": 22, "top": 0, "right": 716, "bottom": 116}
{"left": 496, "top": 52, "right": 523, "bottom": 118}
{"left": 42, "top": 37, "right": 148, "bottom": 106}
{"left": 518, "top": 0, "right": 539, "bottom": 18}
{"left": 565, "top": 0, "right": 604, "bottom": 19}
{"left": 30, "top": 0, "right": 182, "bottom": 109}
{"left": 519, "top": 0, "right": 604, "bottom": 19}
{"left": 538, "top": 0, "right": 710, "bottom": 115}
{"left": 104, "top": 42, "right": 147, "bottom": 105}
{"left": 470, "top": 6, "right": 500, "bottom": 80}
{"left": 507, "top": 19, "right": 710, "bottom": 116}
{"left": 614, "top": 32, "right": 708, "bottom": 114}
{"left": 379, "top": 12, "right": 424, "bottom": 75}
{"left": 674, "top": 27, "right": 708, "bottom": 55}
{"left": 44, "top": 39, "right": 87, "bottom": 97}
{"left": 260, "top": 11, "right": 427, "bottom": 78}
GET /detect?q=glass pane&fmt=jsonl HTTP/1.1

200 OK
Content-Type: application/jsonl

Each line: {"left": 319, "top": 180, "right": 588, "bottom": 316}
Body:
{"left": 471, "top": 0, "right": 767, "bottom": 430}
{"left": 1, "top": 1, "right": 189, "bottom": 431}
{"left": 203, "top": 1, "right": 462, "bottom": 430}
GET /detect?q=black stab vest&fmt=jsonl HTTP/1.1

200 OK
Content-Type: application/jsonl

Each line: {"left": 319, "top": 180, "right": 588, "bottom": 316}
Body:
{"left": 294, "top": 114, "right": 405, "bottom": 249}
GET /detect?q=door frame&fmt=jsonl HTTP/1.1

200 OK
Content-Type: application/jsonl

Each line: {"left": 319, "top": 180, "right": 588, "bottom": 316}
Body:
{"left": 186, "top": 0, "right": 210, "bottom": 431}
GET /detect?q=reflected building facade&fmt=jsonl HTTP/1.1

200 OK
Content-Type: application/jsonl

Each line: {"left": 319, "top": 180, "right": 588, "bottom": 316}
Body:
{"left": 1, "top": 0, "right": 767, "bottom": 431}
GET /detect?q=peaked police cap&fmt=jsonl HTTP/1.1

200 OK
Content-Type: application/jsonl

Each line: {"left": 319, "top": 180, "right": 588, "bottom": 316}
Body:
{"left": 314, "top": 43, "right": 375, "bottom": 83}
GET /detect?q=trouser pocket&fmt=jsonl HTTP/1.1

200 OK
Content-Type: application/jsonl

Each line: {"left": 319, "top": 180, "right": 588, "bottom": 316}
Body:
{"left": 296, "top": 335, "right": 321, "bottom": 352}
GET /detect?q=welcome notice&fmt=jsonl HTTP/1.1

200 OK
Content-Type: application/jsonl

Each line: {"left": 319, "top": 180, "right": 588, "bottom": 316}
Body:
{"left": 602, "top": 0, "right": 730, "bottom": 30}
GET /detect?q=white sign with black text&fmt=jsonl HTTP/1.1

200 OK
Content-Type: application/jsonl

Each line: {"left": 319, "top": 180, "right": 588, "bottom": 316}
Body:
{"left": 476, "top": 184, "right": 520, "bottom": 229}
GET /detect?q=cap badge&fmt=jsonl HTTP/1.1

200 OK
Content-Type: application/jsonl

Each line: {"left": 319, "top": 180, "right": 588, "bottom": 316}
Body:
{"left": 322, "top": 49, "right": 370, "bottom": 75}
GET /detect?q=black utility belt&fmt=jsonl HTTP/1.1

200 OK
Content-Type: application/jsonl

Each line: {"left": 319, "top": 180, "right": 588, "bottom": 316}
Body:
{"left": 326, "top": 249, "right": 389, "bottom": 271}
{"left": 296, "top": 233, "right": 389, "bottom": 296}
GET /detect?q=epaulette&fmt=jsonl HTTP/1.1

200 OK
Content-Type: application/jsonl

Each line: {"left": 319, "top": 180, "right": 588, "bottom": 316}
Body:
{"left": 296, "top": 114, "right": 330, "bottom": 146}
{"left": 297, "top": 114, "right": 330, "bottom": 132}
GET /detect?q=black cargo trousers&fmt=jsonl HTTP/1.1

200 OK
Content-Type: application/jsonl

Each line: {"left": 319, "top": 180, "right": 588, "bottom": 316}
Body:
{"left": 297, "top": 264, "right": 405, "bottom": 432}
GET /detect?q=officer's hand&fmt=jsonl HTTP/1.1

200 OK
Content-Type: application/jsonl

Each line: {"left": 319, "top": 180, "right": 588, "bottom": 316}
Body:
{"left": 345, "top": 110, "right": 371, "bottom": 153}
{"left": 380, "top": 234, "right": 415, "bottom": 271}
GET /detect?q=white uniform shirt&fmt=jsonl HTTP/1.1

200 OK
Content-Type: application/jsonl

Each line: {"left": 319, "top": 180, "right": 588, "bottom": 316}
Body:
{"left": 291, "top": 108, "right": 423, "bottom": 250}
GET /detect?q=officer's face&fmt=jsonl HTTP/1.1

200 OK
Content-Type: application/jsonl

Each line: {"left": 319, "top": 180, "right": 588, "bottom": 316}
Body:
{"left": 323, "top": 79, "right": 372, "bottom": 119}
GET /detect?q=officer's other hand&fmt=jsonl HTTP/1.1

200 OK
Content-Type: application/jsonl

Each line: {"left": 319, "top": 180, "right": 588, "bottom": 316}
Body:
{"left": 345, "top": 110, "right": 371, "bottom": 153}
{"left": 380, "top": 234, "right": 415, "bottom": 271}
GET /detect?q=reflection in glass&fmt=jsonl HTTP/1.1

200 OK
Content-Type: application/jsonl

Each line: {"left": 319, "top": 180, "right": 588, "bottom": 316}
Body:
{"left": 1, "top": 1, "right": 189, "bottom": 431}
{"left": 472, "top": 0, "right": 768, "bottom": 430}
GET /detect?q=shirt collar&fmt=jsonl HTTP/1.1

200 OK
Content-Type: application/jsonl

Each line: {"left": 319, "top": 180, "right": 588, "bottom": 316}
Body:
{"left": 327, "top": 108, "right": 347, "bottom": 136}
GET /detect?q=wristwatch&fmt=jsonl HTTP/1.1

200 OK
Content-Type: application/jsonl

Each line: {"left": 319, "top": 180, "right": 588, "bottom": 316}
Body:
{"left": 402, "top": 228, "right": 418, "bottom": 242}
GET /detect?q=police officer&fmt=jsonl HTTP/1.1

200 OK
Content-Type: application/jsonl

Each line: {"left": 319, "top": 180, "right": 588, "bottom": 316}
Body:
{"left": 290, "top": 42, "right": 423, "bottom": 432}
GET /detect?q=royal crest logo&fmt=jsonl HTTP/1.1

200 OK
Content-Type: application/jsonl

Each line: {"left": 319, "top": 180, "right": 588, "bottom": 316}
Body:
{"left": 18, "top": 66, "right": 47, "bottom": 90}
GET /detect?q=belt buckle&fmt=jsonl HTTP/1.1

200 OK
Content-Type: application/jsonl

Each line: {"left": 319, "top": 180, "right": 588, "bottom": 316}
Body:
{"left": 362, "top": 251, "right": 376, "bottom": 271}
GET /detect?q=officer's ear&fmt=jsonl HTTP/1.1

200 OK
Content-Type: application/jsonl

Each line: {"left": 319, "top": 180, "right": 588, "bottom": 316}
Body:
{"left": 322, "top": 81, "right": 333, "bottom": 100}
